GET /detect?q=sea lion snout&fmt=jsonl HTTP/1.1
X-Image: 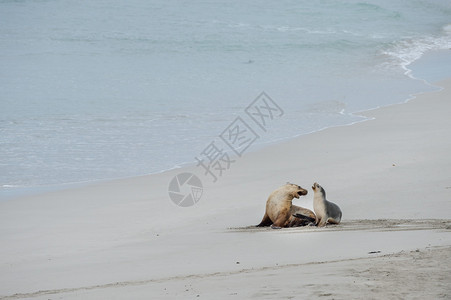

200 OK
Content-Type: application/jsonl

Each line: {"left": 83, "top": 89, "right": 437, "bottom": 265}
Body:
{"left": 297, "top": 189, "right": 308, "bottom": 196}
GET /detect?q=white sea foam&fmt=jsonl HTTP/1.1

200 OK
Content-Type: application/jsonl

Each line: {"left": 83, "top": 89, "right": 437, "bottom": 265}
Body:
{"left": 381, "top": 28, "right": 451, "bottom": 77}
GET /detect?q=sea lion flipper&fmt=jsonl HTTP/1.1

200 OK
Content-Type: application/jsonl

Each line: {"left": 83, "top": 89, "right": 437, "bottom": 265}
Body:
{"left": 256, "top": 212, "right": 273, "bottom": 227}
{"left": 292, "top": 213, "right": 316, "bottom": 223}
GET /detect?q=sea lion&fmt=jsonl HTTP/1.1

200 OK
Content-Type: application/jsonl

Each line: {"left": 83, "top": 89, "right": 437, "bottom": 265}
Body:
{"left": 311, "top": 182, "right": 342, "bottom": 227}
{"left": 257, "top": 183, "right": 316, "bottom": 228}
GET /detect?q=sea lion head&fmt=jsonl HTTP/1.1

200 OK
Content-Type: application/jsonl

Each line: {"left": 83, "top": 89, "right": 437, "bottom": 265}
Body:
{"left": 312, "top": 182, "right": 325, "bottom": 195}
{"left": 285, "top": 182, "right": 308, "bottom": 198}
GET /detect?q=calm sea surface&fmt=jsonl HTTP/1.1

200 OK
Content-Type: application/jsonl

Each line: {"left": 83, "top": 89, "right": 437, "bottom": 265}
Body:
{"left": 1, "top": 0, "right": 451, "bottom": 192}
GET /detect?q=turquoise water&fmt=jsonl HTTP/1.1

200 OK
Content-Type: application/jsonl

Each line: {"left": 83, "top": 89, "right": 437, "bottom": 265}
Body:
{"left": 1, "top": 0, "right": 451, "bottom": 191}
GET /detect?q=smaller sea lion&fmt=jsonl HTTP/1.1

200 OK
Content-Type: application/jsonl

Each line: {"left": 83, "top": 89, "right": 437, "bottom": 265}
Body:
{"left": 312, "top": 182, "right": 342, "bottom": 227}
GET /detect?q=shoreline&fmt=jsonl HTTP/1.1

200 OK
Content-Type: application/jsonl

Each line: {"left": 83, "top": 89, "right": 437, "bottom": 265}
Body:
{"left": 0, "top": 72, "right": 447, "bottom": 202}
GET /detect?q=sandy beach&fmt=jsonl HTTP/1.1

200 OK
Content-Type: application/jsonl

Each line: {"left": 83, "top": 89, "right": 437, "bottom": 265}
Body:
{"left": 1, "top": 79, "right": 451, "bottom": 299}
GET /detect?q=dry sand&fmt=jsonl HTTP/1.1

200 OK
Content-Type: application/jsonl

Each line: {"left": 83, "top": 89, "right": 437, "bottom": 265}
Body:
{"left": 12, "top": 245, "right": 449, "bottom": 300}
{"left": 1, "top": 79, "right": 451, "bottom": 299}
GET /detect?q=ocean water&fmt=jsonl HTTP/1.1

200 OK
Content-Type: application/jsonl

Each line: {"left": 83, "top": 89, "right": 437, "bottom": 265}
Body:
{"left": 1, "top": 0, "right": 451, "bottom": 193}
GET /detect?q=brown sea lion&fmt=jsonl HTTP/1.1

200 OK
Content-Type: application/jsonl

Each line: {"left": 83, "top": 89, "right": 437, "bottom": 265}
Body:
{"left": 257, "top": 183, "right": 316, "bottom": 229}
